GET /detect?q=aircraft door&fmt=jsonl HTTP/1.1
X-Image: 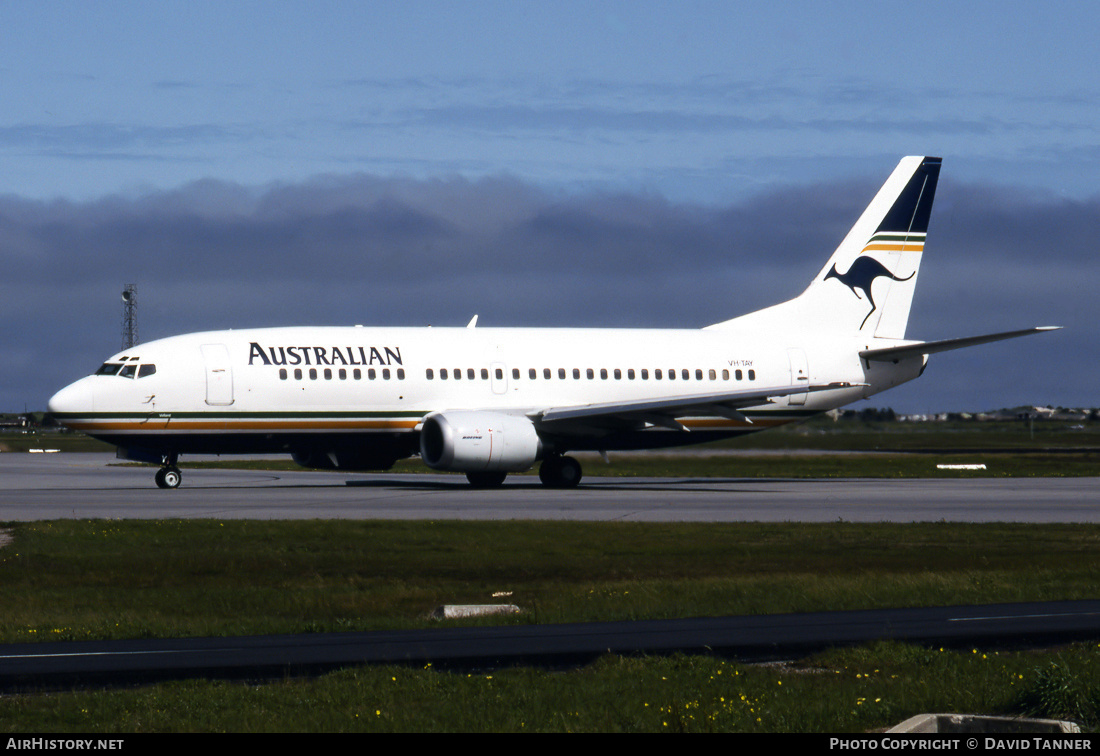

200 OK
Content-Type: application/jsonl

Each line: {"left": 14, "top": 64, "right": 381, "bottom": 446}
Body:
{"left": 787, "top": 348, "right": 808, "bottom": 406}
{"left": 201, "top": 344, "right": 235, "bottom": 406}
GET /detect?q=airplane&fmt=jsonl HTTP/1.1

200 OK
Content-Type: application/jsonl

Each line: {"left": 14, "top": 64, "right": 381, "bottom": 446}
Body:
{"left": 47, "top": 156, "right": 1059, "bottom": 489}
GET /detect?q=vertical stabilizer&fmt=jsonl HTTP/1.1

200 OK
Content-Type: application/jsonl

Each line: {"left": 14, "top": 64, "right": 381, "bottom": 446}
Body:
{"left": 707, "top": 156, "right": 941, "bottom": 338}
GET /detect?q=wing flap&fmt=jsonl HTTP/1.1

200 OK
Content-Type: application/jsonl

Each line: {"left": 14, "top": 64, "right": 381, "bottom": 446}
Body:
{"left": 531, "top": 382, "right": 862, "bottom": 431}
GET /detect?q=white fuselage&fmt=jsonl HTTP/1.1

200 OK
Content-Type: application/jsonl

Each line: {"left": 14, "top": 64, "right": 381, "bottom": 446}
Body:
{"left": 48, "top": 324, "right": 921, "bottom": 461}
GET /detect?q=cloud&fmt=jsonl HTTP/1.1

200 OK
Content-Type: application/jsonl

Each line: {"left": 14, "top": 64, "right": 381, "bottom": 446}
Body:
{"left": 0, "top": 123, "right": 235, "bottom": 156}
{"left": 3, "top": 171, "right": 1092, "bottom": 412}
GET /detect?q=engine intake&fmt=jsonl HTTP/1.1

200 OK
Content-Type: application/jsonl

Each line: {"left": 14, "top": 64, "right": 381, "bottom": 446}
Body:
{"left": 420, "top": 411, "right": 542, "bottom": 472}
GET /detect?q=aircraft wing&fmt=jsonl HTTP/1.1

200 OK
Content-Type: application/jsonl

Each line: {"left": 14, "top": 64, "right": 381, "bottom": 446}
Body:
{"left": 530, "top": 381, "right": 862, "bottom": 432}
{"left": 860, "top": 326, "right": 1061, "bottom": 362}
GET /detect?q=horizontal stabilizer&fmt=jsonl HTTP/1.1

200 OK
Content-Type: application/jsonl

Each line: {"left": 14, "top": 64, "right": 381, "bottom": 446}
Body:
{"left": 860, "top": 327, "right": 1061, "bottom": 362}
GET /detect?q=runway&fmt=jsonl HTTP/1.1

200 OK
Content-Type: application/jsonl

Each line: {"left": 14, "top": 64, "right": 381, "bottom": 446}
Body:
{"left": 2, "top": 452, "right": 1099, "bottom": 522}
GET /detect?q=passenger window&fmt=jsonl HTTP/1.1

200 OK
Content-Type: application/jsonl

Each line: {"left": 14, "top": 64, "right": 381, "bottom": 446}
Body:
{"left": 641, "top": 369, "right": 649, "bottom": 380}
{"left": 543, "top": 368, "right": 551, "bottom": 379}
{"left": 558, "top": 368, "right": 566, "bottom": 379}
{"left": 495, "top": 368, "right": 503, "bottom": 379}
{"left": 481, "top": 368, "right": 489, "bottom": 380}
{"left": 468, "top": 368, "right": 475, "bottom": 380}
{"left": 427, "top": 369, "right": 434, "bottom": 379}
{"left": 279, "top": 368, "right": 288, "bottom": 380}
{"left": 529, "top": 368, "right": 536, "bottom": 379}
{"left": 748, "top": 370, "right": 756, "bottom": 380}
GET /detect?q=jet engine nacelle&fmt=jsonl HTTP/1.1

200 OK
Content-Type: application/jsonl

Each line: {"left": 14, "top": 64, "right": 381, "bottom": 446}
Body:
{"left": 419, "top": 411, "right": 542, "bottom": 472}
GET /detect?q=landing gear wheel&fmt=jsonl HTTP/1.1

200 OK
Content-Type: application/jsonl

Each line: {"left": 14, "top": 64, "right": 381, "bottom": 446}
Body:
{"left": 539, "top": 456, "right": 582, "bottom": 488}
{"left": 155, "top": 466, "right": 182, "bottom": 489}
{"left": 466, "top": 471, "right": 507, "bottom": 488}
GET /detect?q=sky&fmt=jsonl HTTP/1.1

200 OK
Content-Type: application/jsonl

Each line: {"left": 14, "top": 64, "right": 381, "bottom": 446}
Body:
{"left": 2, "top": 1, "right": 1096, "bottom": 414}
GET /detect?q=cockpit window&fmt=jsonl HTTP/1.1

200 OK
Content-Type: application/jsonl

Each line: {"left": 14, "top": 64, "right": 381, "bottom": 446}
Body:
{"left": 95, "top": 361, "right": 157, "bottom": 378}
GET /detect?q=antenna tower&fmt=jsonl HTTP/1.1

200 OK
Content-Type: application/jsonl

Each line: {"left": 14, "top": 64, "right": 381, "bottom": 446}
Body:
{"left": 121, "top": 284, "right": 138, "bottom": 350}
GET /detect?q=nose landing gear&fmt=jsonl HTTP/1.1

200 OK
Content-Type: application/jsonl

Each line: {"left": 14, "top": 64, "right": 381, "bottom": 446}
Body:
{"left": 154, "top": 454, "right": 182, "bottom": 489}
{"left": 154, "top": 466, "right": 182, "bottom": 488}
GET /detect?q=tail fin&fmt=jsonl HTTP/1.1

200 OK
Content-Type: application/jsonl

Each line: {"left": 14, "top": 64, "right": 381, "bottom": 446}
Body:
{"left": 707, "top": 156, "right": 941, "bottom": 338}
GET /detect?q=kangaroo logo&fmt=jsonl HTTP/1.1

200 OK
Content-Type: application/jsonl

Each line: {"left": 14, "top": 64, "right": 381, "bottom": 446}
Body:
{"left": 824, "top": 256, "right": 915, "bottom": 329}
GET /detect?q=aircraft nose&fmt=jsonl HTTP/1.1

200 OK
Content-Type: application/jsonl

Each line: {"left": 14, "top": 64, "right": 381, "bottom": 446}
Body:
{"left": 48, "top": 378, "right": 95, "bottom": 416}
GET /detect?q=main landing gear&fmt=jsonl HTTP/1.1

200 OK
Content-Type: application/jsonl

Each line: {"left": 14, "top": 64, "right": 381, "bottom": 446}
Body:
{"left": 462, "top": 455, "right": 583, "bottom": 488}
{"left": 538, "top": 455, "right": 582, "bottom": 488}
{"left": 154, "top": 455, "right": 182, "bottom": 489}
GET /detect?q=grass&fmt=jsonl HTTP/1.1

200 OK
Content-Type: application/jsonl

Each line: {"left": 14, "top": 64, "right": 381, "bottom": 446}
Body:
{"left": 4, "top": 520, "right": 1100, "bottom": 644}
{"left": 6, "top": 640, "right": 1100, "bottom": 732}
{"left": 748, "top": 414, "right": 1100, "bottom": 451}
{"left": 581, "top": 451, "right": 1099, "bottom": 477}
{"left": 3, "top": 520, "right": 1100, "bottom": 731}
